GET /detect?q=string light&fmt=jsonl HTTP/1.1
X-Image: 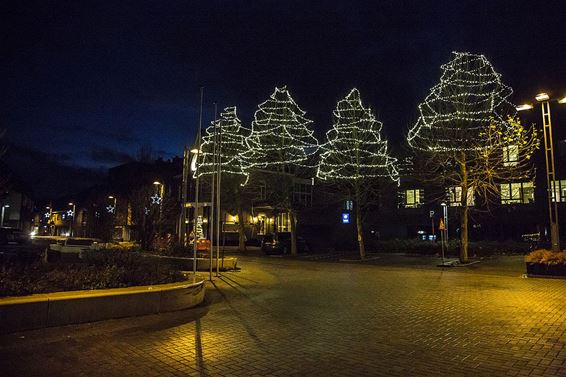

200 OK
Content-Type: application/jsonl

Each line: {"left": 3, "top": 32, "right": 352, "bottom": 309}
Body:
{"left": 242, "top": 86, "right": 319, "bottom": 171}
{"left": 407, "top": 52, "right": 515, "bottom": 151}
{"left": 195, "top": 106, "right": 249, "bottom": 178}
{"left": 317, "top": 88, "right": 399, "bottom": 183}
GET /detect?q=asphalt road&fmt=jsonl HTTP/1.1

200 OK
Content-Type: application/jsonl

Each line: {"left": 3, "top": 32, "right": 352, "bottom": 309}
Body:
{"left": 1, "top": 255, "right": 565, "bottom": 376}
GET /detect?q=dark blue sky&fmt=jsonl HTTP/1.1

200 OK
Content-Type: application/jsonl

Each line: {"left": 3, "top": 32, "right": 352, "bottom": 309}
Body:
{"left": 2, "top": 0, "right": 565, "bottom": 169}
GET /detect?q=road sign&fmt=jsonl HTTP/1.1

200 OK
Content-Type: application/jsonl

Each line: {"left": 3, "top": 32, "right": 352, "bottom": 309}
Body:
{"left": 439, "top": 218, "right": 446, "bottom": 231}
{"left": 429, "top": 210, "right": 434, "bottom": 218}
{"left": 342, "top": 213, "right": 350, "bottom": 224}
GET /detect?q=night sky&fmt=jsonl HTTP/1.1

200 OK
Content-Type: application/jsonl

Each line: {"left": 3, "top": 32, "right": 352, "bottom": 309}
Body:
{"left": 2, "top": 0, "right": 565, "bottom": 170}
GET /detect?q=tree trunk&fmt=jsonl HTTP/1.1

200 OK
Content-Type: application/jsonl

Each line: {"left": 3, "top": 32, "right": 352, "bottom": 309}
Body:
{"left": 355, "top": 185, "right": 366, "bottom": 260}
{"left": 237, "top": 205, "right": 246, "bottom": 253}
{"left": 461, "top": 205, "right": 469, "bottom": 262}
{"left": 290, "top": 210, "right": 298, "bottom": 256}
{"left": 459, "top": 154, "right": 469, "bottom": 263}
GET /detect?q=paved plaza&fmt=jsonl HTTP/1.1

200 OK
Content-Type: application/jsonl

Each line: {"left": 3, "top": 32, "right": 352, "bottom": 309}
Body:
{"left": 1, "top": 255, "right": 566, "bottom": 376}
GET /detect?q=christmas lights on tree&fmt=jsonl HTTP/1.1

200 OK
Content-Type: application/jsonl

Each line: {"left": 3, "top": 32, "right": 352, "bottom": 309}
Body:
{"left": 317, "top": 88, "right": 399, "bottom": 182}
{"left": 407, "top": 51, "right": 515, "bottom": 151}
{"left": 196, "top": 106, "right": 249, "bottom": 178}
{"left": 242, "top": 86, "right": 318, "bottom": 171}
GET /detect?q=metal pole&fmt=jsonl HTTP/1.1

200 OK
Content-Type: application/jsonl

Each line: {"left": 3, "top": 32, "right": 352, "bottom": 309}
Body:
{"left": 210, "top": 103, "right": 217, "bottom": 281}
{"left": 1, "top": 206, "right": 6, "bottom": 227}
{"left": 180, "top": 147, "right": 189, "bottom": 246}
{"left": 541, "top": 100, "right": 560, "bottom": 251}
{"left": 440, "top": 224, "right": 445, "bottom": 265}
{"left": 443, "top": 204, "right": 448, "bottom": 248}
{"left": 193, "top": 87, "right": 204, "bottom": 274}
{"left": 216, "top": 112, "right": 222, "bottom": 277}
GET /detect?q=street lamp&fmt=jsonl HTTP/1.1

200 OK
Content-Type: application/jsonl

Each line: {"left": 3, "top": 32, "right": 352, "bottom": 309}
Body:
{"left": 517, "top": 92, "right": 565, "bottom": 251}
{"left": 68, "top": 202, "right": 76, "bottom": 237}
{"left": 108, "top": 195, "right": 117, "bottom": 210}
{"left": 1, "top": 204, "right": 10, "bottom": 227}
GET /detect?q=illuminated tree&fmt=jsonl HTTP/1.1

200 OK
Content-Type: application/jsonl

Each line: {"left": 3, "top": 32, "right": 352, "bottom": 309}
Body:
{"left": 242, "top": 86, "right": 319, "bottom": 255}
{"left": 197, "top": 107, "right": 248, "bottom": 178}
{"left": 407, "top": 52, "right": 539, "bottom": 262}
{"left": 318, "top": 88, "right": 399, "bottom": 259}
{"left": 242, "top": 86, "right": 318, "bottom": 170}
{"left": 196, "top": 107, "right": 250, "bottom": 251}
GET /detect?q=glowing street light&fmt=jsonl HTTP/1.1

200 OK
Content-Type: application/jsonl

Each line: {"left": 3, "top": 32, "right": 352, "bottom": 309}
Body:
{"left": 516, "top": 104, "right": 534, "bottom": 111}
{"left": 535, "top": 92, "right": 550, "bottom": 102}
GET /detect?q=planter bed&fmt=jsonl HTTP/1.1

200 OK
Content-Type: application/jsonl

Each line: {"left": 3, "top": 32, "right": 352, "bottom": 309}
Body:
{"left": 0, "top": 276, "right": 205, "bottom": 334}
{"left": 525, "top": 250, "right": 566, "bottom": 278}
{"left": 525, "top": 262, "right": 566, "bottom": 278}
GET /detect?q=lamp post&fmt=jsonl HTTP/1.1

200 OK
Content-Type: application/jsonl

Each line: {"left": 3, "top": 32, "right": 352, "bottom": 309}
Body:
{"left": 108, "top": 196, "right": 117, "bottom": 240}
{"left": 68, "top": 202, "right": 76, "bottom": 237}
{"left": 1, "top": 204, "right": 9, "bottom": 227}
{"left": 153, "top": 181, "right": 164, "bottom": 235}
{"left": 517, "top": 93, "right": 566, "bottom": 251}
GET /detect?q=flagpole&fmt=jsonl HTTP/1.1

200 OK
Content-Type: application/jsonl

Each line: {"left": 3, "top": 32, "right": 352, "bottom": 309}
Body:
{"left": 193, "top": 87, "right": 204, "bottom": 275}
{"left": 210, "top": 103, "right": 217, "bottom": 281}
{"left": 216, "top": 110, "right": 222, "bottom": 277}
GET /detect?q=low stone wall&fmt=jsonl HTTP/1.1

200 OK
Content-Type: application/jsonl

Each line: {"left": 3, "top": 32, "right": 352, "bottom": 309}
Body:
{"left": 0, "top": 277, "right": 205, "bottom": 334}
{"left": 141, "top": 254, "right": 238, "bottom": 271}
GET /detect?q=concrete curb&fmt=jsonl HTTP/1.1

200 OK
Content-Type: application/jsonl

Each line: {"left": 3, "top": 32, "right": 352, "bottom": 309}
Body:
{"left": 0, "top": 277, "right": 205, "bottom": 334}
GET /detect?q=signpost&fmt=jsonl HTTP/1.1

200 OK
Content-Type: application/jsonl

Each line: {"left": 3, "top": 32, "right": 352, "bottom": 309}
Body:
{"left": 430, "top": 210, "right": 435, "bottom": 240}
{"left": 439, "top": 218, "right": 446, "bottom": 265}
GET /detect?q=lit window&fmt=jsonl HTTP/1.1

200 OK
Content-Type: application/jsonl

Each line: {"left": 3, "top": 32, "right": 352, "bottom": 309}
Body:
{"left": 551, "top": 180, "right": 566, "bottom": 203}
{"left": 503, "top": 145, "right": 519, "bottom": 167}
{"left": 449, "top": 186, "right": 474, "bottom": 207}
{"left": 500, "top": 182, "right": 534, "bottom": 204}
{"left": 402, "top": 189, "right": 423, "bottom": 208}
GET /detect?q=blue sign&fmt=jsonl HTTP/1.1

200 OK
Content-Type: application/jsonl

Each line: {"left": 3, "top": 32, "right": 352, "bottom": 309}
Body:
{"left": 342, "top": 212, "right": 350, "bottom": 224}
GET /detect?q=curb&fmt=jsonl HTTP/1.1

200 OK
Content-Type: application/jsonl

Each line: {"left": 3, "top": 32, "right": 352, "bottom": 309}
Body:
{"left": 0, "top": 276, "right": 206, "bottom": 334}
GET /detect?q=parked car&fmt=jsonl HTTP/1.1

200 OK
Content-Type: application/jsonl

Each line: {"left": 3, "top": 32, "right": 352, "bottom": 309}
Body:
{"left": 47, "top": 237, "right": 102, "bottom": 261}
{"left": 261, "top": 232, "right": 311, "bottom": 255}
{"left": 0, "top": 227, "right": 30, "bottom": 245}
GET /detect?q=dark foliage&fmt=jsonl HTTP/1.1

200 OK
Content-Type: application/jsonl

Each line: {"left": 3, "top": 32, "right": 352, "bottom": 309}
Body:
{"left": 0, "top": 249, "right": 185, "bottom": 297}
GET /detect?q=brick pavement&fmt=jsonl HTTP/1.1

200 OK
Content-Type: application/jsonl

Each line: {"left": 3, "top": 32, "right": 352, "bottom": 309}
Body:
{"left": 0, "top": 256, "right": 565, "bottom": 376}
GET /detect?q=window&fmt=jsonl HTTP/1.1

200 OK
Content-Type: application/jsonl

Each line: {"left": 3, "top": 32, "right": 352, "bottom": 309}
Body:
{"left": 402, "top": 189, "right": 424, "bottom": 208}
{"left": 500, "top": 182, "right": 534, "bottom": 204}
{"left": 503, "top": 145, "right": 519, "bottom": 167}
{"left": 259, "top": 183, "right": 267, "bottom": 200}
{"left": 293, "top": 183, "right": 312, "bottom": 207}
{"left": 551, "top": 180, "right": 566, "bottom": 203}
{"left": 449, "top": 186, "right": 474, "bottom": 207}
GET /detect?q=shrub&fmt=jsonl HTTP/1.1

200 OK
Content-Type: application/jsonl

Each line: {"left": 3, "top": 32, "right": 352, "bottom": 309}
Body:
{"left": 368, "top": 239, "right": 531, "bottom": 257}
{"left": 0, "top": 249, "right": 185, "bottom": 297}
{"left": 525, "top": 250, "right": 566, "bottom": 265}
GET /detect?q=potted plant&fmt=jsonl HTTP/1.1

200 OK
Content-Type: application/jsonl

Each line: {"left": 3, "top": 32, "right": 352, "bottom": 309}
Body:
{"left": 525, "top": 250, "right": 566, "bottom": 276}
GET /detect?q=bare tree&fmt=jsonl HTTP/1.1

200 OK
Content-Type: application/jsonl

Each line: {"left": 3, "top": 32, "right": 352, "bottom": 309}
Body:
{"left": 318, "top": 89, "right": 399, "bottom": 259}
{"left": 408, "top": 52, "right": 539, "bottom": 262}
